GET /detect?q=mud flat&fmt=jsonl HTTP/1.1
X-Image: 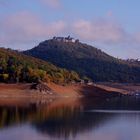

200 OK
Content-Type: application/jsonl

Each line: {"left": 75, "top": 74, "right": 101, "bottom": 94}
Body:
{"left": 95, "top": 83, "right": 140, "bottom": 95}
{"left": 0, "top": 83, "right": 121, "bottom": 99}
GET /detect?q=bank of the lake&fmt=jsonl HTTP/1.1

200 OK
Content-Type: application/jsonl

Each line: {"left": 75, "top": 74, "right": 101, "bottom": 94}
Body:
{"left": 0, "top": 83, "right": 123, "bottom": 99}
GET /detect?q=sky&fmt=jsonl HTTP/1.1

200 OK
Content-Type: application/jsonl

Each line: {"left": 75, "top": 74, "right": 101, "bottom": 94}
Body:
{"left": 0, "top": 0, "right": 140, "bottom": 59}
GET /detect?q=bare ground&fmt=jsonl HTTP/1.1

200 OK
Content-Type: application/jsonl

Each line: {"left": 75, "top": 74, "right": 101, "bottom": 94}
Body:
{"left": 95, "top": 83, "right": 140, "bottom": 94}
{"left": 0, "top": 83, "right": 121, "bottom": 99}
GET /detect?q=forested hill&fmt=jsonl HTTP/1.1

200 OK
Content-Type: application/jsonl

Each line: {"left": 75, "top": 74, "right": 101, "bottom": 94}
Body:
{"left": 0, "top": 48, "right": 80, "bottom": 83}
{"left": 24, "top": 38, "right": 140, "bottom": 83}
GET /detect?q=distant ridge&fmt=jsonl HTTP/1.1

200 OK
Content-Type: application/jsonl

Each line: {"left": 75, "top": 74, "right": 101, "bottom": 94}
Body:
{"left": 24, "top": 37, "right": 140, "bottom": 83}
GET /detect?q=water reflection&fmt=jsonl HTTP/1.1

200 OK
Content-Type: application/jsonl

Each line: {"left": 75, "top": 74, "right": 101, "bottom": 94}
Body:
{"left": 33, "top": 110, "right": 113, "bottom": 138}
{"left": 0, "top": 98, "right": 55, "bottom": 128}
{"left": 0, "top": 97, "right": 140, "bottom": 140}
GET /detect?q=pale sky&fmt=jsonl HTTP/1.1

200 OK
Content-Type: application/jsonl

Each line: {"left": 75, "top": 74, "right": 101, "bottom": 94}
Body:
{"left": 0, "top": 0, "right": 140, "bottom": 59}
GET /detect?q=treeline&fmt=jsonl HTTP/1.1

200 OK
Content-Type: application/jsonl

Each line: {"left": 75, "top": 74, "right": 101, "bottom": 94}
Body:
{"left": 24, "top": 39, "right": 140, "bottom": 83}
{"left": 0, "top": 48, "right": 80, "bottom": 83}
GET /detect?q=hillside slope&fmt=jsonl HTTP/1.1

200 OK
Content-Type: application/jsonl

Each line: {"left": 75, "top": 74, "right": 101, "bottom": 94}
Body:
{"left": 24, "top": 39, "right": 140, "bottom": 83}
{"left": 0, "top": 48, "right": 80, "bottom": 83}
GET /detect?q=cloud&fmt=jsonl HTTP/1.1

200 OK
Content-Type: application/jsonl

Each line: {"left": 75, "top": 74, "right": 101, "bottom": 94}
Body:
{"left": 72, "top": 19, "right": 129, "bottom": 44}
{"left": 106, "top": 11, "right": 114, "bottom": 17}
{"left": 0, "top": 12, "right": 66, "bottom": 45}
{"left": 39, "top": 0, "right": 61, "bottom": 8}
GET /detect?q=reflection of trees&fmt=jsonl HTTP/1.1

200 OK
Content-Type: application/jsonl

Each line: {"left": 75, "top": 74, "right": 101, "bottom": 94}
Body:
{"left": 33, "top": 97, "right": 140, "bottom": 139}
{"left": 0, "top": 99, "right": 54, "bottom": 128}
{"left": 1, "top": 97, "right": 140, "bottom": 138}
{"left": 0, "top": 98, "right": 113, "bottom": 138}
{"left": 0, "top": 104, "right": 37, "bottom": 128}
{"left": 33, "top": 108, "right": 112, "bottom": 139}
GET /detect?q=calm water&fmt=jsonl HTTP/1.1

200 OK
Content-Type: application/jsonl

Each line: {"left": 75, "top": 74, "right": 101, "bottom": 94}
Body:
{"left": 0, "top": 97, "right": 140, "bottom": 140}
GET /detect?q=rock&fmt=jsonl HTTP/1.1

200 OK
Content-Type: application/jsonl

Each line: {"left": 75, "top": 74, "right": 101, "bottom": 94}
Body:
{"left": 31, "top": 82, "right": 54, "bottom": 95}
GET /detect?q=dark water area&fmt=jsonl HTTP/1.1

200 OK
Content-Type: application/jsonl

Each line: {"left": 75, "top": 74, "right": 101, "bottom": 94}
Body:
{"left": 0, "top": 97, "right": 140, "bottom": 140}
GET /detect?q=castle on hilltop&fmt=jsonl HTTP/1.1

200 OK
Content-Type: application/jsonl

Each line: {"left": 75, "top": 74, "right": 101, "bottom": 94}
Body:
{"left": 53, "top": 36, "right": 79, "bottom": 43}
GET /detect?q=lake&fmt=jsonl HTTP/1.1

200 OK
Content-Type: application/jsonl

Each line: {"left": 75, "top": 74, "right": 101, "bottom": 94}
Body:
{"left": 0, "top": 97, "right": 140, "bottom": 140}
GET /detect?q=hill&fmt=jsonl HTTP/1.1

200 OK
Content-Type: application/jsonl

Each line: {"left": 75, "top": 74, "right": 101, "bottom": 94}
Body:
{"left": 24, "top": 37, "right": 140, "bottom": 83}
{"left": 0, "top": 48, "right": 80, "bottom": 83}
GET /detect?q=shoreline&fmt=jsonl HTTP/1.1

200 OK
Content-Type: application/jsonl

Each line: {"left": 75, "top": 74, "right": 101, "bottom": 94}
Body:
{"left": 0, "top": 82, "right": 128, "bottom": 99}
{"left": 0, "top": 82, "right": 139, "bottom": 99}
{"left": 95, "top": 82, "right": 140, "bottom": 95}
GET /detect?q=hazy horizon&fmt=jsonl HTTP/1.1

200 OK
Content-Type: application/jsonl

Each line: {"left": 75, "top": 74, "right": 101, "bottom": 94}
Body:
{"left": 0, "top": 0, "right": 140, "bottom": 59}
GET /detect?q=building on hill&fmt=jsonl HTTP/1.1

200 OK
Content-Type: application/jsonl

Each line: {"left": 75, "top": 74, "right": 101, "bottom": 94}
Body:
{"left": 53, "top": 36, "right": 79, "bottom": 43}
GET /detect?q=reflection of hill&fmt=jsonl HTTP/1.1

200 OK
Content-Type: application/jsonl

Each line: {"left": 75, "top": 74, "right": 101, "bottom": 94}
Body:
{"left": 0, "top": 98, "right": 114, "bottom": 135}
{"left": 0, "top": 97, "right": 140, "bottom": 138}
{"left": 33, "top": 97, "right": 140, "bottom": 138}
{"left": 81, "top": 97, "right": 140, "bottom": 110}
{"left": 33, "top": 109, "right": 113, "bottom": 138}
{"left": 102, "top": 97, "right": 140, "bottom": 110}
